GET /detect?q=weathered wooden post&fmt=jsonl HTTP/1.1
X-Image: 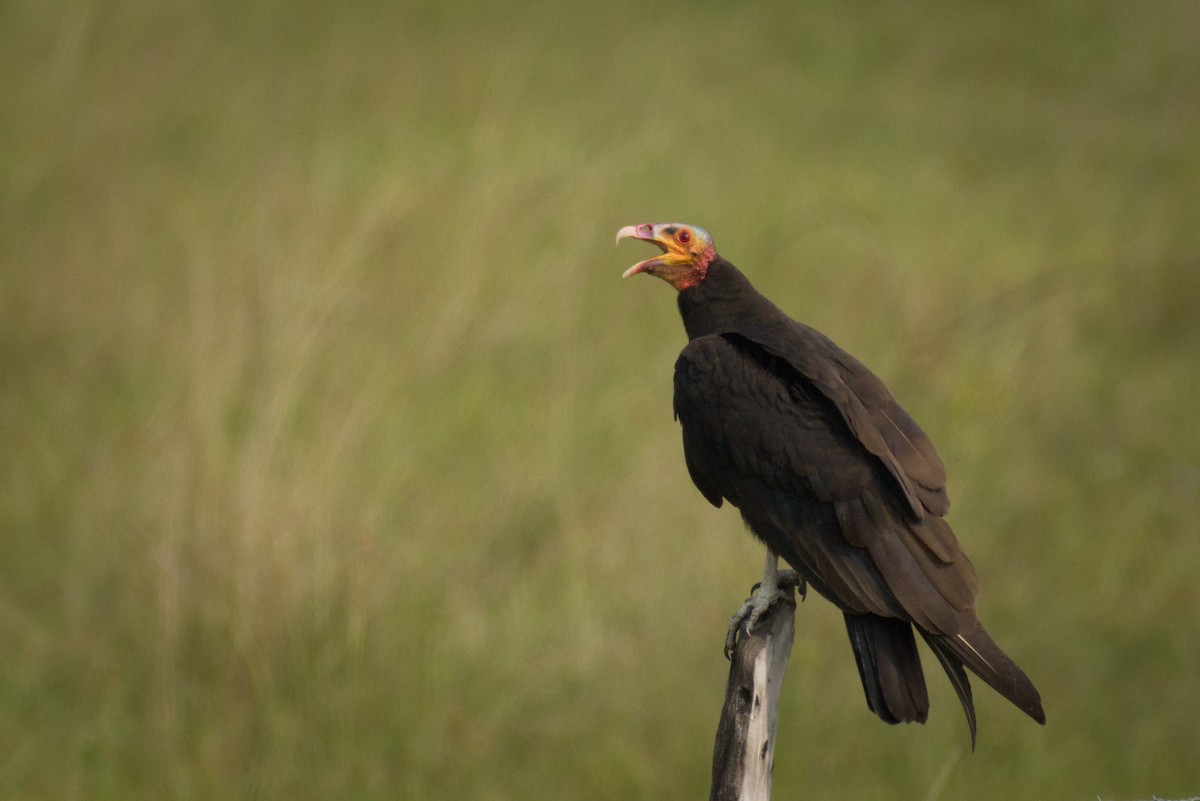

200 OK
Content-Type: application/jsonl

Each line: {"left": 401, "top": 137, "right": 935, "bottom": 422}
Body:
{"left": 709, "top": 587, "right": 797, "bottom": 801}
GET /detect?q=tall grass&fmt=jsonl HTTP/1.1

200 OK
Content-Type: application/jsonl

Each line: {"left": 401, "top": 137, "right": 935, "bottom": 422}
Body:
{"left": 2, "top": 0, "right": 1198, "bottom": 798}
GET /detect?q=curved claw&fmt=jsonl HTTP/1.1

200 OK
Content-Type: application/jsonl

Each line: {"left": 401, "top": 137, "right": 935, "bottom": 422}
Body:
{"left": 723, "top": 570, "right": 807, "bottom": 659}
{"left": 724, "top": 584, "right": 781, "bottom": 659}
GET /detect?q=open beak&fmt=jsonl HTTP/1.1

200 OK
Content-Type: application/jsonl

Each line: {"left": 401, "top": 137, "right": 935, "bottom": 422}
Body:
{"left": 616, "top": 223, "right": 670, "bottom": 278}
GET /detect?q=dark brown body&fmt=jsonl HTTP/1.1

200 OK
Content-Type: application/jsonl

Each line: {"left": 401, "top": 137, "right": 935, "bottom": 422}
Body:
{"left": 671, "top": 258, "right": 1044, "bottom": 744}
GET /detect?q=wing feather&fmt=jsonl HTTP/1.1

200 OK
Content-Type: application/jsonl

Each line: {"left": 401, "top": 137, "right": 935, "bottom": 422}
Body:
{"left": 732, "top": 324, "right": 950, "bottom": 519}
{"left": 673, "top": 334, "right": 978, "bottom": 635}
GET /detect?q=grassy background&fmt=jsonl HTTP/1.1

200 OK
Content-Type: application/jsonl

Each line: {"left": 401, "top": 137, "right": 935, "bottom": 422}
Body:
{"left": 3, "top": 0, "right": 1198, "bottom": 798}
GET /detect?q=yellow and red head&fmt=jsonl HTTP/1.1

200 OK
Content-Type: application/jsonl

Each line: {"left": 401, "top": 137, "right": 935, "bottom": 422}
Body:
{"left": 617, "top": 223, "right": 716, "bottom": 290}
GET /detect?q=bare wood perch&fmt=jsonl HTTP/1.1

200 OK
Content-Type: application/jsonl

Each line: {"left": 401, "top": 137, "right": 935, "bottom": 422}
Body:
{"left": 710, "top": 587, "right": 797, "bottom": 801}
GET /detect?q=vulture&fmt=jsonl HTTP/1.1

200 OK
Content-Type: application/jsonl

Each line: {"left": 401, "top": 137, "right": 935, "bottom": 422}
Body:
{"left": 618, "top": 222, "right": 1044, "bottom": 746}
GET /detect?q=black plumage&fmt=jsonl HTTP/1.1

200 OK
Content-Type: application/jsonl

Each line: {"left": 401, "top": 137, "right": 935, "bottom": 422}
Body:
{"left": 621, "top": 222, "right": 1045, "bottom": 746}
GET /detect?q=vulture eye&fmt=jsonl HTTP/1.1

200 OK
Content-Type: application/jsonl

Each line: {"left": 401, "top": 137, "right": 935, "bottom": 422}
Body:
{"left": 677, "top": 229, "right": 692, "bottom": 245}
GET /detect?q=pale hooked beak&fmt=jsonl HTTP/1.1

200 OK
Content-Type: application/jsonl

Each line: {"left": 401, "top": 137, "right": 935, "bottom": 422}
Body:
{"left": 616, "top": 223, "right": 667, "bottom": 278}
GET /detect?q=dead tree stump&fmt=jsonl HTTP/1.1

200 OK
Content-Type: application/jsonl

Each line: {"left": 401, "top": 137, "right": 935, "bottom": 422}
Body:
{"left": 709, "top": 587, "right": 797, "bottom": 801}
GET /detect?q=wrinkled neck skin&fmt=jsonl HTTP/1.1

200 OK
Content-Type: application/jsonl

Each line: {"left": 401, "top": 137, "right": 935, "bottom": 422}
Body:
{"left": 676, "top": 258, "right": 792, "bottom": 342}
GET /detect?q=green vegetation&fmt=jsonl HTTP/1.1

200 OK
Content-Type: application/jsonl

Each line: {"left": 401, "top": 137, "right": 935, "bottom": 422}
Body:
{"left": 2, "top": 0, "right": 1197, "bottom": 798}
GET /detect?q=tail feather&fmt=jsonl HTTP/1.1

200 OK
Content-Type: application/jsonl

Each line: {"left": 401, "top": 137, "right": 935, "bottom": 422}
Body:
{"left": 921, "top": 622, "right": 1045, "bottom": 745}
{"left": 922, "top": 632, "right": 978, "bottom": 749}
{"left": 846, "top": 613, "right": 1045, "bottom": 746}
{"left": 844, "top": 614, "right": 929, "bottom": 725}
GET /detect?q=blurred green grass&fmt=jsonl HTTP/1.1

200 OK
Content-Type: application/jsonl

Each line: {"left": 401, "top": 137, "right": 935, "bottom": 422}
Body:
{"left": 2, "top": 0, "right": 1198, "bottom": 798}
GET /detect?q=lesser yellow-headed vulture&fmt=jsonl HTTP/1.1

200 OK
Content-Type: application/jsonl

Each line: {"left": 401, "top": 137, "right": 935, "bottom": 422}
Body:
{"left": 619, "top": 222, "right": 1044, "bottom": 747}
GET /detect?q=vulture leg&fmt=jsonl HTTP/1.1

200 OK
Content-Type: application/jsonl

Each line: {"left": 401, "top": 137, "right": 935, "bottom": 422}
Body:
{"left": 724, "top": 551, "right": 802, "bottom": 659}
